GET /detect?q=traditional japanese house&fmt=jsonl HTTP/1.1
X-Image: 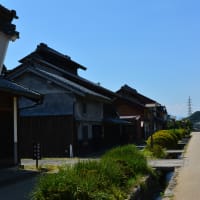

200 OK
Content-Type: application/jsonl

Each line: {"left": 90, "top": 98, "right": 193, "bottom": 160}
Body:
{"left": 7, "top": 43, "right": 127, "bottom": 157}
{"left": 114, "top": 84, "right": 168, "bottom": 143}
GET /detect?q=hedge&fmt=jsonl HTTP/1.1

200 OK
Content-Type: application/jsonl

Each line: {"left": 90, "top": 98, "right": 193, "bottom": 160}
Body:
{"left": 146, "top": 129, "right": 187, "bottom": 150}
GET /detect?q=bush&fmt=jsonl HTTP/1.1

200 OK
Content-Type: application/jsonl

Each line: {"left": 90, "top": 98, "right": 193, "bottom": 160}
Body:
{"left": 31, "top": 161, "right": 125, "bottom": 200}
{"left": 101, "top": 145, "right": 149, "bottom": 176}
{"left": 174, "top": 128, "right": 187, "bottom": 139}
{"left": 31, "top": 167, "right": 78, "bottom": 200}
{"left": 144, "top": 144, "right": 166, "bottom": 158}
{"left": 146, "top": 128, "right": 188, "bottom": 152}
{"left": 31, "top": 145, "right": 150, "bottom": 200}
{"left": 146, "top": 130, "right": 177, "bottom": 149}
{"left": 167, "top": 119, "right": 192, "bottom": 132}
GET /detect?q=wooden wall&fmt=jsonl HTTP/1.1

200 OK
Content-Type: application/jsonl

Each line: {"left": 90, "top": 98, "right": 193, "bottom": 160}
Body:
{"left": 18, "top": 115, "right": 74, "bottom": 158}
{"left": 0, "top": 92, "right": 14, "bottom": 166}
{"left": 114, "top": 99, "right": 144, "bottom": 117}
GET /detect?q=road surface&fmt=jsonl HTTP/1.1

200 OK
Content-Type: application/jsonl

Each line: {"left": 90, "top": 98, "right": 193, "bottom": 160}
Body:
{"left": 0, "top": 176, "right": 37, "bottom": 200}
{"left": 173, "top": 132, "right": 200, "bottom": 200}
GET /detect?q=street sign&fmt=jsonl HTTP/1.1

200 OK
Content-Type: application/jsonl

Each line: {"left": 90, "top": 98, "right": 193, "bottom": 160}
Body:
{"left": 33, "top": 143, "right": 41, "bottom": 169}
{"left": 33, "top": 143, "right": 41, "bottom": 160}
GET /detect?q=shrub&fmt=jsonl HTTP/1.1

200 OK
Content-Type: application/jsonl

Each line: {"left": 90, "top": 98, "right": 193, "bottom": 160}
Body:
{"left": 146, "top": 128, "right": 189, "bottom": 152}
{"left": 31, "top": 161, "right": 125, "bottom": 200}
{"left": 31, "top": 145, "right": 150, "bottom": 200}
{"left": 146, "top": 130, "right": 177, "bottom": 149}
{"left": 174, "top": 128, "right": 187, "bottom": 138}
{"left": 144, "top": 144, "right": 166, "bottom": 158}
{"left": 101, "top": 145, "right": 149, "bottom": 176}
{"left": 167, "top": 119, "right": 192, "bottom": 132}
{"left": 31, "top": 167, "right": 78, "bottom": 200}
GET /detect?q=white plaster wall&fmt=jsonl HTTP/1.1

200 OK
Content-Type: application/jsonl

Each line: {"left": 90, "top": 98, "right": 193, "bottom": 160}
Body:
{"left": 0, "top": 32, "right": 9, "bottom": 74}
{"left": 75, "top": 98, "right": 103, "bottom": 122}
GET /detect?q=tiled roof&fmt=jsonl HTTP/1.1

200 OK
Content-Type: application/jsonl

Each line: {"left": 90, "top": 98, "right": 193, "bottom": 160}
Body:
{"left": 7, "top": 43, "right": 118, "bottom": 99}
{"left": 36, "top": 68, "right": 111, "bottom": 102}
{"left": 0, "top": 4, "right": 19, "bottom": 39}
{"left": 0, "top": 76, "right": 41, "bottom": 101}
{"left": 19, "top": 43, "right": 86, "bottom": 72}
{"left": 7, "top": 57, "right": 117, "bottom": 100}
{"left": 117, "top": 84, "right": 156, "bottom": 105}
{"left": 34, "top": 57, "right": 117, "bottom": 99}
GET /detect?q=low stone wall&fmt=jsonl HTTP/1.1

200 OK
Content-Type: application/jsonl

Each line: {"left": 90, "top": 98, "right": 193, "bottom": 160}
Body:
{"left": 162, "top": 168, "right": 179, "bottom": 199}
{"left": 127, "top": 175, "right": 159, "bottom": 200}
{"left": 127, "top": 136, "right": 191, "bottom": 200}
{"left": 162, "top": 136, "right": 191, "bottom": 199}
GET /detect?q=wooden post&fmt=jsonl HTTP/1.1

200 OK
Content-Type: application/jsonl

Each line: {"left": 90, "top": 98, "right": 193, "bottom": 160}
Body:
{"left": 36, "top": 158, "right": 39, "bottom": 169}
{"left": 13, "top": 97, "right": 18, "bottom": 165}
{"left": 33, "top": 143, "right": 41, "bottom": 169}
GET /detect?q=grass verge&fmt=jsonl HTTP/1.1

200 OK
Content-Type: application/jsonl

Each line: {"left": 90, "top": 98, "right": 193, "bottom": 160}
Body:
{"left": 31, "top": 145, "right": 153, "bottom": 200}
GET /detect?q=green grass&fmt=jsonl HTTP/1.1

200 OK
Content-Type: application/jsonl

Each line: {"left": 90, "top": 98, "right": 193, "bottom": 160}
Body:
{"left": 31, "top": 145, "right": 152, "bottom": 200}
{"left": 143, "top": 145, "right": 167, "bottom": 159}
{"left": 101, "top": 144, "right": 150, "bottom": 175}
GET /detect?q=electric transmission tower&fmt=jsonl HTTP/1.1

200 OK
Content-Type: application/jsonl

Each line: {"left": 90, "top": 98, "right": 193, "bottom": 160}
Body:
{"left": 188, "top": 96, "right": 192, "bottom": 117}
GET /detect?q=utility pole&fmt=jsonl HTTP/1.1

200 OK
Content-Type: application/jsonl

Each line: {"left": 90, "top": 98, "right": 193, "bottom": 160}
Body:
{"left": 188, "top": 96, "right": 192, "bottom": 117}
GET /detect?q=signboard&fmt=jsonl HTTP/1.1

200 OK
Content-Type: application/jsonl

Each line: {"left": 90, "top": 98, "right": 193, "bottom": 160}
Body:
{"left": 33, "top": 143, "right": 41, "bottom": 169}
{"left": 33, "top": 143, "right": 41, "bottom": 160}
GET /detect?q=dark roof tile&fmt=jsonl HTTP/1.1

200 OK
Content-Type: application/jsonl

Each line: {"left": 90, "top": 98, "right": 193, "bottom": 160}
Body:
{"left": 0, "top": 77, "right": 41, "bottom": 101}
{"left": 0, "top": 4, "right": 19, "bottom": 39}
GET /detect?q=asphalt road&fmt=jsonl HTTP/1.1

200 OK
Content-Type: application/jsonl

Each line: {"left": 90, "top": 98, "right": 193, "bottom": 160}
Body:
{"left": 0, "top": 177, "right": 37, "bottom": 200}
{"left": 173, "top": 132, "right": 200, "bottom": 200}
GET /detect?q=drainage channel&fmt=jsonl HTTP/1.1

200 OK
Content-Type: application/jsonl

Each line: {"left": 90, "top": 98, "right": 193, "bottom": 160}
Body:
{"left": 154, "top": 152, "right": 183, "bottom": 199}
{"left": 154, "top": 169, "right": 174, "bottom": 200}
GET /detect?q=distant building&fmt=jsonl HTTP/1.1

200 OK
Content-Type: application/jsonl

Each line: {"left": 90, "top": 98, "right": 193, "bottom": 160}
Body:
{"left": 114, "top": 84, "right": 168, "bottom": 143}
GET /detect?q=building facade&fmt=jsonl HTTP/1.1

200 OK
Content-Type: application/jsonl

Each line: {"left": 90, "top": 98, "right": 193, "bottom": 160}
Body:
{"left": 114, "top": 85, "right": 168, "bottom": 143}
{"left": 7, "top": 43, "right": 123, "bottom": 157}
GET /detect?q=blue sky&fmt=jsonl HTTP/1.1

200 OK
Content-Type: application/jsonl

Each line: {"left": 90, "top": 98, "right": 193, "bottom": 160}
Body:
{"left": 2, "top": 0, "right": 200, "bottom": 118}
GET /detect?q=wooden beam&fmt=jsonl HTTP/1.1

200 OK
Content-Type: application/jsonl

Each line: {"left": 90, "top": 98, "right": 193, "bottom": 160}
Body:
{"left": 13, "top": 97, "right": 18, "bottom": 165}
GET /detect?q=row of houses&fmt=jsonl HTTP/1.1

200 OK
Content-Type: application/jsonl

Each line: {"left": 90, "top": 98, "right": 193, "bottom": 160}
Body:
{"left": 0, "top": 4, "right": 168, "bottom": 167}
{"left": 6, "top": 43, "right": 168, "bottom": 158}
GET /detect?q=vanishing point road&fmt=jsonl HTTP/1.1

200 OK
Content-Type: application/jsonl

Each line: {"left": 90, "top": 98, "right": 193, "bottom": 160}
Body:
{"left": 173, "top": 132, "right": 200, "bottom": 200}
